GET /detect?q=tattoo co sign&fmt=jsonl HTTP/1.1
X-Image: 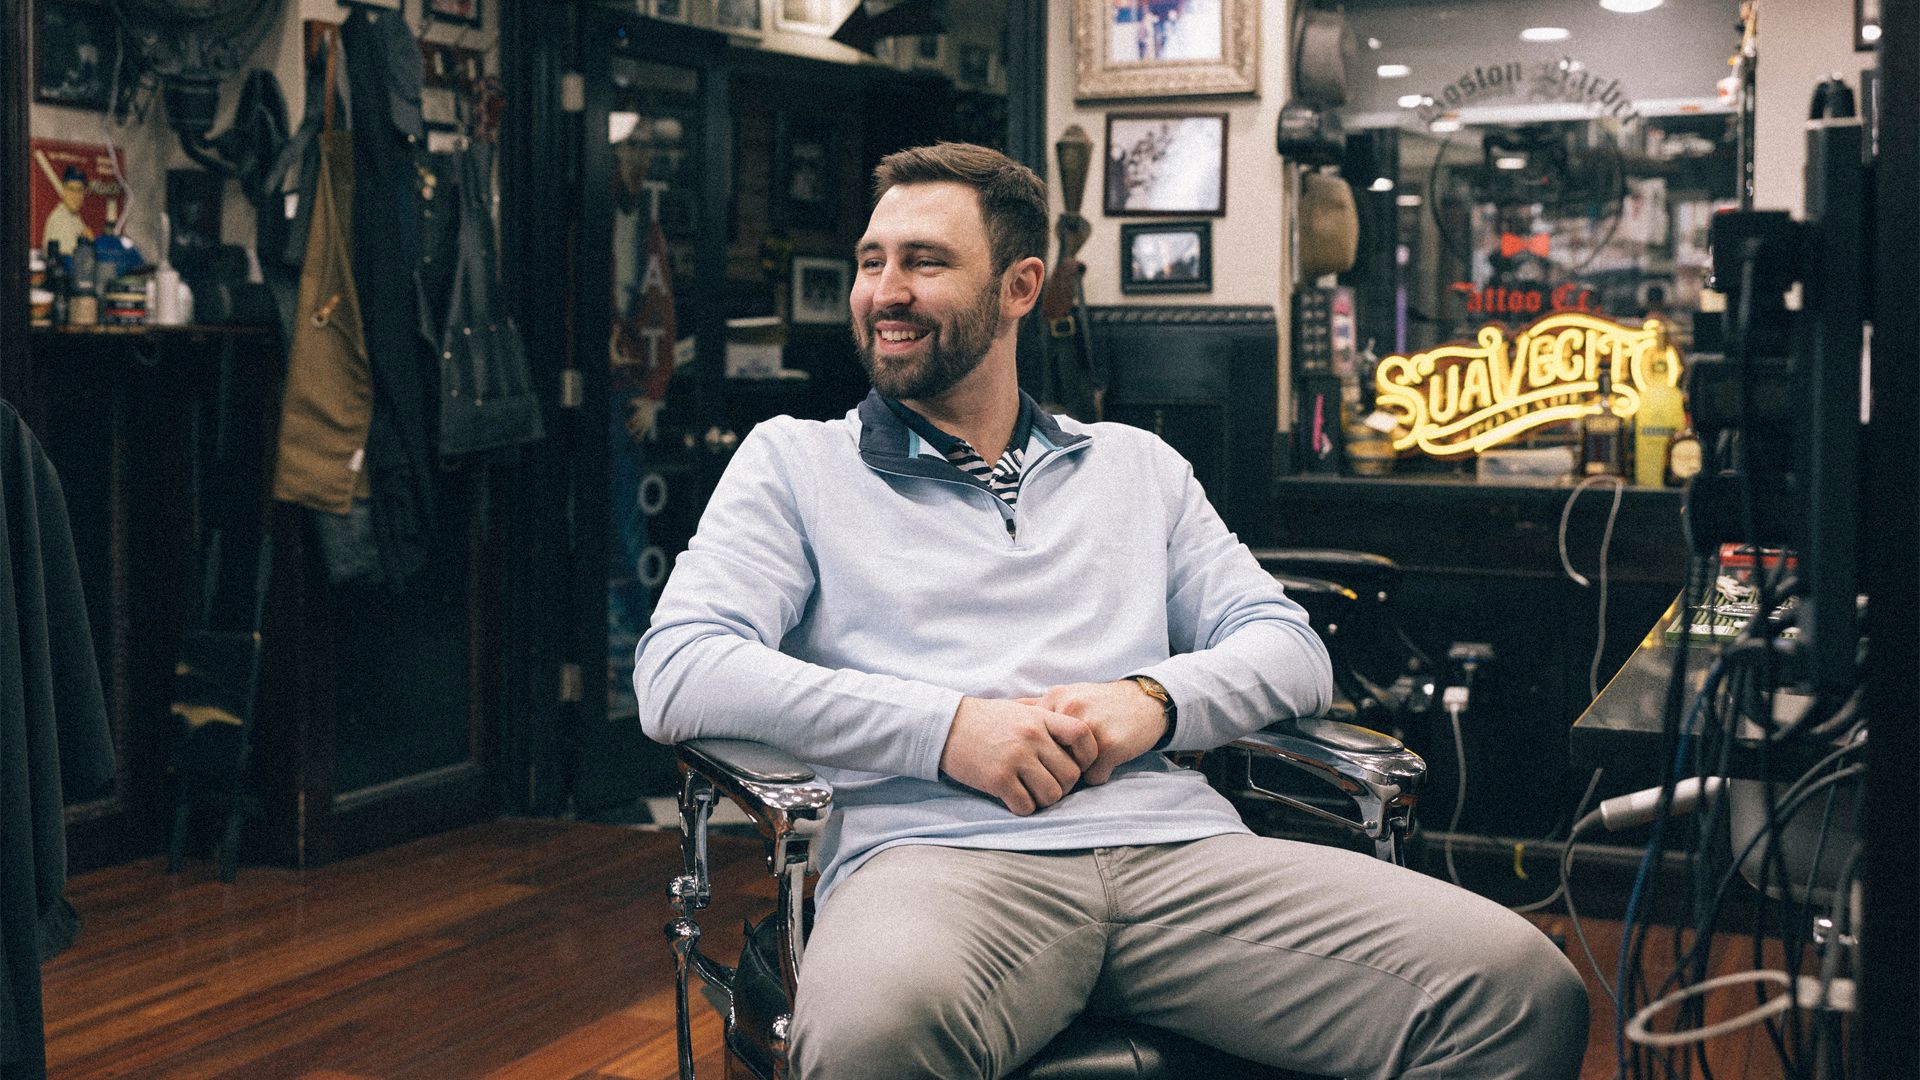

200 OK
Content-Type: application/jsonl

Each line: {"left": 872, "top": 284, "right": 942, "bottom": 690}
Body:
{"left": 1373, "top": 312, "right": 1681, "bottom": 458}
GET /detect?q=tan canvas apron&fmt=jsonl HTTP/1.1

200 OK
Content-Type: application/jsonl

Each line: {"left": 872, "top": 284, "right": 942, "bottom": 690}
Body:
{"left": 272, "top": 31, "right": 374, "bottom": 513}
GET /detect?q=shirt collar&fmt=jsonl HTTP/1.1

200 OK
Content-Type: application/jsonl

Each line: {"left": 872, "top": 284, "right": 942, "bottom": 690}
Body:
{"left": 881, "top": 394, "right": 1034, "bottom": 462}
{"left": 856, "top": 388, "right": 1088, "bottom": 477}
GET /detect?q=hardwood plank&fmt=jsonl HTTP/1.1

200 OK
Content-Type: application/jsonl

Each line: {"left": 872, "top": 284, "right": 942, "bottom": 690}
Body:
{"left": 597, "top": 1006, "right": 723, "bottom": 1080}
{"left": 50, "top": 938, "right": 466, "bottom": 1080}
{"left": 47, "top": 884, "right": 533, "bottom": 1057}
{"left": 37, "top": 820, "right": 1813, "bottom": 1080}
{"left": 478, "top": 1006, "right": 667, "bottom": 1080}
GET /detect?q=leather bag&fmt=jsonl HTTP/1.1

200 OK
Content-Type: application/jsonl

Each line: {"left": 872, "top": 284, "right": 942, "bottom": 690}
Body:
{"left": 436, "top": 142, "right": 545, "bottom": 462}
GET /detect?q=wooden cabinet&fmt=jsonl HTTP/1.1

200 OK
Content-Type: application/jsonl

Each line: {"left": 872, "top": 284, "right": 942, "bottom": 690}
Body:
{"left": 1269, "top": 474, "right": 1689, "bottom": 838}
{"left": 28, "top": 327, "right": 498, "bottom": 873}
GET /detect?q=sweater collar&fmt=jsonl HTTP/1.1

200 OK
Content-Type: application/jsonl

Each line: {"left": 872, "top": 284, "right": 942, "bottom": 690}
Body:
{"left": 856, "top": 388, "right": 1087, "bottom": 477}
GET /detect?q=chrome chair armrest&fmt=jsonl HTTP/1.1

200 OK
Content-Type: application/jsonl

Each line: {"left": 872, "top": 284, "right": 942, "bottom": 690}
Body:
{"left": 667, "top": 739, "right": 833, "bottom": 1080}
{"left": 678, "top": 738, "right": 835, "bottom": 871}
{"left": 1224, "top": 716, "right": 1425, "bottom": 865}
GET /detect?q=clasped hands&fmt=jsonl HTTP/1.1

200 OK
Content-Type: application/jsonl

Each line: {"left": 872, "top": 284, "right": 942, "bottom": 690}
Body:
{"left": 938, "top": 681, "right": 1169, "bottom": 816}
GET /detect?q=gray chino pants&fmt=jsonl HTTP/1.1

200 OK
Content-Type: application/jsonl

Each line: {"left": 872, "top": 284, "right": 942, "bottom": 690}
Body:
{"left": 790, "top": 834, "right": 1588, "bottom": 1080}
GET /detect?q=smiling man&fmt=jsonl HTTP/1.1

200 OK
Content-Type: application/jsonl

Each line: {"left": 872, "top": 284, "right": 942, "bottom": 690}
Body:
{"left": 636, "top": 142, "right": 1587, "bottom": 1080}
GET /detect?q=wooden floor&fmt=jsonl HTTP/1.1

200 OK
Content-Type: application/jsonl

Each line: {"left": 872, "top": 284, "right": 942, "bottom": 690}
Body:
{"left": 42, "top": 820, "right": 1790, "bottom": 1079}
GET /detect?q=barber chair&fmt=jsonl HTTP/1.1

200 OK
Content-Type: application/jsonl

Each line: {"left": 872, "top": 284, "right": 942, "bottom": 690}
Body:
{"left": 1248, "top": 549, "right": 1441, "bottom": 739}
{"left": 666, "top": 713, "right": 1425, "bottom": 1080}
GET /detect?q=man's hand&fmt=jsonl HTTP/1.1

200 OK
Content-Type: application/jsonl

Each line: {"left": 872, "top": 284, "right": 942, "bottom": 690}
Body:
{"left": 940, "top": 697, "right": 1099, "bottom": 816}
{"left": 1021, "top": 681, "right": 1168, "bottom": 786}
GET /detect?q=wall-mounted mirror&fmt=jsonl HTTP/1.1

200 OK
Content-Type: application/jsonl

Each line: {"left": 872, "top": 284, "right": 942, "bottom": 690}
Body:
{"left": 1336, "top": 0, "right": 1737, "bottom": 360}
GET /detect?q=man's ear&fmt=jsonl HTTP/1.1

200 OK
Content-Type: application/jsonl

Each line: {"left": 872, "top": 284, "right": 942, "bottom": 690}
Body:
{"left": 1000, "top": 256, "right": 1047, "bottom": 321}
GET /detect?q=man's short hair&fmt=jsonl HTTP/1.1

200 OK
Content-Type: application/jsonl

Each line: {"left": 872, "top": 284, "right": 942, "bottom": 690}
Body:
{"left": 871, "top": 143, "right": 1048, "bottom": 275}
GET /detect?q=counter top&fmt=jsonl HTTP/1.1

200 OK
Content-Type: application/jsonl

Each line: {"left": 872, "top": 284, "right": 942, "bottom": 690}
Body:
{"left": 1569, "top": 602, "right": 1832, "bottom": 781}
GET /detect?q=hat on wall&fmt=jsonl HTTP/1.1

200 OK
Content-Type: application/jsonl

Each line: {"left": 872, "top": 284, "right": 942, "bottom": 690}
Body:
{"left": 1298, "top": 171, "right": 1358, "bottom": 279}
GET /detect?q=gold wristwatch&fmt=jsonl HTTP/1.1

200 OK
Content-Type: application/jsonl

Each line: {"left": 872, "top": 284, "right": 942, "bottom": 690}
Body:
{"left": 1130, "top": 675, "right": 1177, "bottom": 749}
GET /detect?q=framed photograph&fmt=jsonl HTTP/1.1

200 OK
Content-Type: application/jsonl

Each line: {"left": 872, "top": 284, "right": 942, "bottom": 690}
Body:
{"left": 427, "top": 0, "right": 481, "bottom": 26}
{"left": 29, "top": 139, "right": 122, "bottom": 253}
{"left": 713, "top": 0, "right": 764, "bottom": 36}
{"left": 791, "top": 256, "right": 853, "bottom": 325}
{"left": 1120, "top": 221, "right": 1211, "bottom": 294}
{"left": 1856, "top": 0, "right": 1880, "bottom": 49}
{"left": 777, "top": 112, "right": 836, "bottom": 229}
{"left": 420, "top": 41, "right": 485, "bottom": 89}
{"left": 1074, "top": 0, "right": 1258, "bottom": 101}
{"left": 911, "top": 34, "right": 949, "bottom": 71}
{"left": 1104, "top": 113, "right": 1227, "bottom": 217}
{"left": 34, "top": 0, "right": 125, "bottom": 111}
{"left": 958, "top": 44, "right": 993, "bottom": 87}
{"left": 774, "top": 0, "right": 843, "bottom": 35}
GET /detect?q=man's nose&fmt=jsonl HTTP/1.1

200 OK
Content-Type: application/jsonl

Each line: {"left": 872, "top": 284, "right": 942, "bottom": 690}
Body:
{"left": 871, "top": 263, "right": 913, "bottom": 309}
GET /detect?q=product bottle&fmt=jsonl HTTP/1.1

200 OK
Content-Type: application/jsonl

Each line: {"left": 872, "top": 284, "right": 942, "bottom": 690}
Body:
{"left": 29, "top": 247, "right": 51, "bottom": 327}
{"left": 68, "top": 243, "right": 99, "bottom": 327}
{"left": 1633, "top": 354, "right": 1686, "bottom": 486}
{"left": 1666, "top": 412, "right": 1704, "bottom": 486}
{"left": 1582, "top": 370, "right": 1624, "bottom": 476}
{"left": 46, "top": 241, "right": 70, "bottom": 327}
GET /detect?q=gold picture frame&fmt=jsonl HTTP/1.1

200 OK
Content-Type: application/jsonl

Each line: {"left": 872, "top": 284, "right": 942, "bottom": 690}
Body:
{"left": 1073, "top": 0, "right": 1258, "bottom": 101}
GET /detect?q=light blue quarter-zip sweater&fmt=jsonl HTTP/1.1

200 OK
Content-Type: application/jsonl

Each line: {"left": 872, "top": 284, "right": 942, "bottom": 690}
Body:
{"left": 636, "top": 390, "right": 1334, "bottom": 903}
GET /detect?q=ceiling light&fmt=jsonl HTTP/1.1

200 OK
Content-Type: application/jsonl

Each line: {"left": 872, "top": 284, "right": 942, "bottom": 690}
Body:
{"left": 1862, "top": 22, "right": 1881, "bottom": 41}
{"left": 1520, "top": 26, "right": 1571, "bottom": 42}
{"left": 1495, "top": 155, "right": 1528, "bottom": 170}
{"left": 1396, "top": 193, "right": 1423, "bottom": 208}
{"left": 1397, "top": 94, "right": 1430, "bottom": 109}
{"left": 1377, "top": 63, "right": 1412, "bottom": 78}
{"left": 1369, "top": 177, "right": 1395, "bottom": 192}
{"left": 1430, "top": 117, "right": 1463, "bottom": 133}
{"left": 1367, "top": 36, "right": 1382, "bottom": 49}
{"left": 1600, "top": 0, "right": 1663, "bottom": 11}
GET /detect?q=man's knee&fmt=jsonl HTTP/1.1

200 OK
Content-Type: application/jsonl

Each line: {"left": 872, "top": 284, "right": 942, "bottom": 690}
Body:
{"left": 790, "top": 979, "right": 984, "bottom": 1080}
{"left": 1447, "top": 915, "right": 1590, "bottom": 1073}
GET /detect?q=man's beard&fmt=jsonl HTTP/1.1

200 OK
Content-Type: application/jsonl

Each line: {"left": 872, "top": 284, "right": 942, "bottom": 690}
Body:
{"left": 854, "top": 278, "right": 1002, "bottom": 400}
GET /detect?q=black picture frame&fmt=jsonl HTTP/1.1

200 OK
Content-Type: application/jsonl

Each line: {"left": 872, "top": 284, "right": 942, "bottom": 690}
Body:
{"left": 428, "top": 0, "right": 482, "bottom": 29}
{"left": 1856, "top": 0, "right": 1881, "bottom": 50}
{"left": 34, "top": 0, "right": 125, "bottom": 111}
{"left": 1119, "top": 221, "right": 1211, "bottom": 294}
{"left": 1104, "top": 113, "right": 1228, "bottom": 217}
{"left": 776, "top": 111, "right": 836, "bottom": 231}
{"left": 712, "top": 0, "right": 764, "bottom": 37}
{"left": 790, "top": 255, "right": 853, "bottom": 324}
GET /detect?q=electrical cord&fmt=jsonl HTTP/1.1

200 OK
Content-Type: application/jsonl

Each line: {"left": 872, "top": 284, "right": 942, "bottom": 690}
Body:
{"left": 1557, "top": 473, "right": 1627, "bottom": 700}
{"left": 1440, "top": 683, "right": 1472, "bottom": 888}
{"left": 1508, "top": 767, "right": 1605, "bottom": 914}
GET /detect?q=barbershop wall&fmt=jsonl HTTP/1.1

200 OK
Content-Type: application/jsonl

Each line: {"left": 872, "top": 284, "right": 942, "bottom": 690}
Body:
{"left": 1043, "top": 0, "right": 1291, "bottom": 310}
{"left": 1752, "top": 0, "right": 1866, "bottom": 214}
{"left": 27, "top": 0, "right": 499, "bottom": 270}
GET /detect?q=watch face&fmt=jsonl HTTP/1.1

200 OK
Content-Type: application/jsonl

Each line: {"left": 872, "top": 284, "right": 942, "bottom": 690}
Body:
{"left": 1134, "top": 676, "right": 1172, "bottom": 712}
{"left": 1668, "top": 437, "right": 1703, "bottom": 479}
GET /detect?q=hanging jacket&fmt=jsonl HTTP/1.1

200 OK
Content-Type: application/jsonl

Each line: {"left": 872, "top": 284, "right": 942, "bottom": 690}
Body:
{"left": 2, "top": 401, "right": 116, "bottom": 1080}
{"left": 342, "top": 5, "right": 436, "bottom": 590}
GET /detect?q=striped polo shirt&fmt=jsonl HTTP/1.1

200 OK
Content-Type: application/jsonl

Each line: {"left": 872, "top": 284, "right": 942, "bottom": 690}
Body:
{"left": 882, "top": 396, "right": 1036, "bottom": 513}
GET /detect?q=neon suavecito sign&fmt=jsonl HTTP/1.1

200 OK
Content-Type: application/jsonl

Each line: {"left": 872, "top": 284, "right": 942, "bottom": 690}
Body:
{"left": 1373, "top": 311, "right": 1680, "bottom": 457}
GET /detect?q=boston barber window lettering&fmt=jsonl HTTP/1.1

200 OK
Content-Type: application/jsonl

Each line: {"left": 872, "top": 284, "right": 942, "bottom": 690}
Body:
{"left": 1328, "top": 0, "right": 1735, "bottom": 473}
